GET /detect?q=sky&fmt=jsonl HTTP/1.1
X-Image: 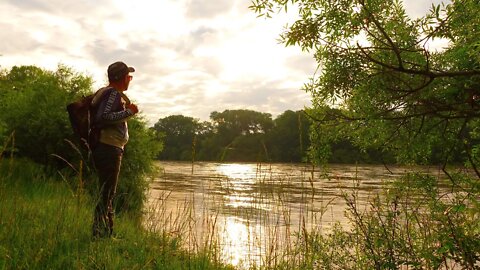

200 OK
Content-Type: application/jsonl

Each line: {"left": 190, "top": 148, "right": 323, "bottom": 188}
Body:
{"left": 0, "top": 0, "right": 447, "bottom": 126}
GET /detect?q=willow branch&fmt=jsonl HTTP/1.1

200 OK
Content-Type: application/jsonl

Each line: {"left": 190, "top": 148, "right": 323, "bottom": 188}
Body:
{"left": 359, "top": 0, "right": 404, "bottom": 69}
{"left": 358, "top": 45, "right": 480, "bottom": 78}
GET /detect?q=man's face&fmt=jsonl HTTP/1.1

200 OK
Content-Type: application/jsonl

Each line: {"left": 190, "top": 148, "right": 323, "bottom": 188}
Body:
{"left": 124, "top": 73, "right": 133, "bottom": 90}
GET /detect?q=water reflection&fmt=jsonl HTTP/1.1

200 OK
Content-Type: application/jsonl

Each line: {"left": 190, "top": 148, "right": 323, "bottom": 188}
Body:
{"left": 216, "top": 163, "right": 271, "bottom": 213}
{"left": 216, "top": 163, "right": 256, "bottom": 181}
{"left": 219, "top": 216, "right": 260, "bottom": 267}
{"left": 146, "top": 162, "right": 440, "bottom": 269}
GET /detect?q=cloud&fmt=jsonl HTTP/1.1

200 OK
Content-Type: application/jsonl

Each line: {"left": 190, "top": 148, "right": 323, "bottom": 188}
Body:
{"left": 3, "top": 0, "right": 53, "bottom": 12}
{"left": 0, "top": 22, "right": 41, "bottom": 53}
{"left": 285, "top": 54, "right": 318, "bottom": 77}
{"left": 403, "top": 0, "right": 449, "bottom": 18}
{"left": 219, "top": 79, "right": 310, "bottom": 108}
{"left": 86, "top": 39, "right": 127, "bottom": 66}
{"left": 185, "top": 0, "right": 235, "bottom": 18}
{"left": 0, "top": 0, "right": 446, "bottom": 127}
{"left": 138, "top": 76, "right": 310, "bottom": 124}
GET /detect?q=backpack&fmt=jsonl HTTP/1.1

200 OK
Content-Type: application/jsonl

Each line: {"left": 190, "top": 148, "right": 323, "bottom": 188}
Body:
{"left": 66, "top": 92, "right": 102, "bottom": 150}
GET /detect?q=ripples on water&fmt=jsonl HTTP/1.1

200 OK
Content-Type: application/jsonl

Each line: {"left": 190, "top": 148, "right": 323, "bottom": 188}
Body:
{"left": 146, "top": 161, "right": 444, "bottom": 269}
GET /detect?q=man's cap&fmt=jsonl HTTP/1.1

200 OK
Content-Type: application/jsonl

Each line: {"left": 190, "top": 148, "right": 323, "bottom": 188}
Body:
{"left": 108, "top": 61, "right": 135, "bottom": 81}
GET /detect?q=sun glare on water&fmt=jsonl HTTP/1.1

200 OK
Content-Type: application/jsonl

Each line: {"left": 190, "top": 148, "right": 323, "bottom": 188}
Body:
{"left": 218, "top": 216, "right": 263, "bottom": 267}
{"left": 214, "top": 163, "right": 269, "bottom": 267}
{"left": 216, "top": 163, "right": 256, "bottom": 181}
{"left": 215, "top": 163, "right": 271, "bottom": 210}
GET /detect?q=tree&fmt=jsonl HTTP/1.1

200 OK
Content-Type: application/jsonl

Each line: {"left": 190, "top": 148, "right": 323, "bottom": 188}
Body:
{"left": 267, "top": 110, "right": 311, "bottom": 162}
{"left": 0, "top": 65, "right": 92, "bottom": 164}
{"left": 194, "top": 121, "right": 217, "bottom": 161}
{"left": 251, "top": 0, "right": 480, "bottom": 268}
{"left": 210, "top": 109, "right": 274, "bottom": 161}
{"left": 153, "top": 115, "right": 200, "bottom": 160}
{"left": 211, "top": 109, "right": 273, "bottom": 134}
{"left": 252, "top": 0, "right": 480, "bottom": 167}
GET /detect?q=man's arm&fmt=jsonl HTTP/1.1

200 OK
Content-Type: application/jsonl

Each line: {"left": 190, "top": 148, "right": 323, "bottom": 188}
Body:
{"left": 99, "top": 89, "right": 135, "bottom": 124}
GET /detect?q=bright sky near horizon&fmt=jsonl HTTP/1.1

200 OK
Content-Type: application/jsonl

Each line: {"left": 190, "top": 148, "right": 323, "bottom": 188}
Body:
{"left": 0, "top": 0, "right": 447, "bottom": 126}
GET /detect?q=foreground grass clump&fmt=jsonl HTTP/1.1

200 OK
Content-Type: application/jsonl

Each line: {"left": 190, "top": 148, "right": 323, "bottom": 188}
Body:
{"left": 0, "top": 159, "right": 234, "bottom": 270}
{"left": 260, "top": 171, "right": 480, "bottom": 270}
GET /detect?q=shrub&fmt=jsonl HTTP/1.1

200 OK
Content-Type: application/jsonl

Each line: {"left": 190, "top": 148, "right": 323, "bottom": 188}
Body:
{"left": 0, "top": 65, "right": 163, "bottom": 216}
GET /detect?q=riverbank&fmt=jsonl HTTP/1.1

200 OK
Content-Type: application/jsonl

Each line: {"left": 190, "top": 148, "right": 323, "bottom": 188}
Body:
{"left": 0, "top": 159, "right": 234, "bottom": 270}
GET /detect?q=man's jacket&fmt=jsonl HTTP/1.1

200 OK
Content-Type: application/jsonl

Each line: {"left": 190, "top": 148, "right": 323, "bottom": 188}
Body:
{"left": 92, "top": 86, "right": 134, "bottom": 149}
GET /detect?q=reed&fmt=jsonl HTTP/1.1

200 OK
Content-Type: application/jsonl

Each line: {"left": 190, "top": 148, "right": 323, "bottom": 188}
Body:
{"left": 146, "top": 161, "right": 480, "bottom": 270}
{"left": 145, "top": 161, "right": 337, "bottom": 270}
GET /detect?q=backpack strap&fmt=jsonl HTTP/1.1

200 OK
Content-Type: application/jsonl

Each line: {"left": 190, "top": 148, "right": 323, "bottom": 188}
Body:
{"left": 118, "top": 91, "right": 131, "bottom": 106}
{"left": 92, "top": 86, "right": 131, "bottom": 106}
{"left": 91, "top": 86, "right": 112, "bottom": 107}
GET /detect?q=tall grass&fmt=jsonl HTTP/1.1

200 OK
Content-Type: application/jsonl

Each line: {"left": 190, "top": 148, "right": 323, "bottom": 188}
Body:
{"left": 145, "top": 162, "right": 326, "bottom": 269}
{"left": 0, "top": 159, "right": 234, "bottom": 270}
{"left": 146, "top": 161, "right": 480, "bottom": 270}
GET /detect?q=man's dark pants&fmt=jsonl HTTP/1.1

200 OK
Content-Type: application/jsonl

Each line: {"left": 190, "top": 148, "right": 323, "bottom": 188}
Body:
{"left": 92, "top": 142, "right": 123, "bottom": 237}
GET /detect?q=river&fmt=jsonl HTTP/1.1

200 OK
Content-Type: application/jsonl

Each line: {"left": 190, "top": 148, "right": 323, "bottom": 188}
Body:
{"left": 146, "top": 161, "right": 445, "bottom": 268}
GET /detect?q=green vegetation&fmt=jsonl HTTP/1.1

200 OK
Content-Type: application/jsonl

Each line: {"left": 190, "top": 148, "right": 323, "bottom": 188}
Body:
{"left": 0, "top": 159, "right": 233, "bottom": 270}
{"left": 153, "top": 110, "right": 311, "bottom": 163}
{"left": 247, "top": 171, "right": 480, "bottom": 270}
{"left": 0, "top": 65, "right": 162, "bottom": 215}
{"left": 0, "top": 65, "right": 235, "bottom": 269}
{"left": 251, "top": 0, "right": 480, "bottom": 167}
{"left": 249, "top": 0, "right": 480, "bottom": 268}
{"left": 153, "top": 109, "right": 397, "bottom": 164}
{"left": 1, "top": 0, "right": 479, "bottom": 267}
{"left": 155, "top": 110, "right": 378, "bottom": 163}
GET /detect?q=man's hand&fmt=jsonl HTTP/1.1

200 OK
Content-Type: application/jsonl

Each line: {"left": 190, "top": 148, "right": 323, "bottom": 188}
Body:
{"left": 127, "top": 103, "right": 139, "bottom": 114}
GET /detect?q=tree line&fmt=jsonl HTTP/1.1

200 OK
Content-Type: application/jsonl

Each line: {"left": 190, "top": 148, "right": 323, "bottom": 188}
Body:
{"left": 152, "top": 110, "right": 309, "bottom": 163}
{"left": 152, "top": 109, "right": 401, "bottom": 163}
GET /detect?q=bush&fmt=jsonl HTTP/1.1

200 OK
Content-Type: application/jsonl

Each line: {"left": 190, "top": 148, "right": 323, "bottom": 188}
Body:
{"left": 0, "top": 65, "right": 163, "bottom": 216}
{"left": 115, "top": 117, "right": 162, "bottom": 215}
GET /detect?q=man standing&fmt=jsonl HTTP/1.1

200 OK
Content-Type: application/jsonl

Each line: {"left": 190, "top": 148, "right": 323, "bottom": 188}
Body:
{"left": 91, "top": 61, "right": 139, "bottom": 238}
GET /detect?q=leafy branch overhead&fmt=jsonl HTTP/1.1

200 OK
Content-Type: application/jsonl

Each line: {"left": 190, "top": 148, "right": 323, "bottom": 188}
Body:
{"left": 251, "top": 0, "right": 480, "bottom": 168}
{"left": 250, "top": 1, "right": 480, "bottom": 268}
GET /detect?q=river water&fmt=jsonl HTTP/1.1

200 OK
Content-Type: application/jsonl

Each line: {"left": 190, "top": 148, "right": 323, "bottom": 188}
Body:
{"left": 146, "top": 161, "right": 445, "bottom": 268}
